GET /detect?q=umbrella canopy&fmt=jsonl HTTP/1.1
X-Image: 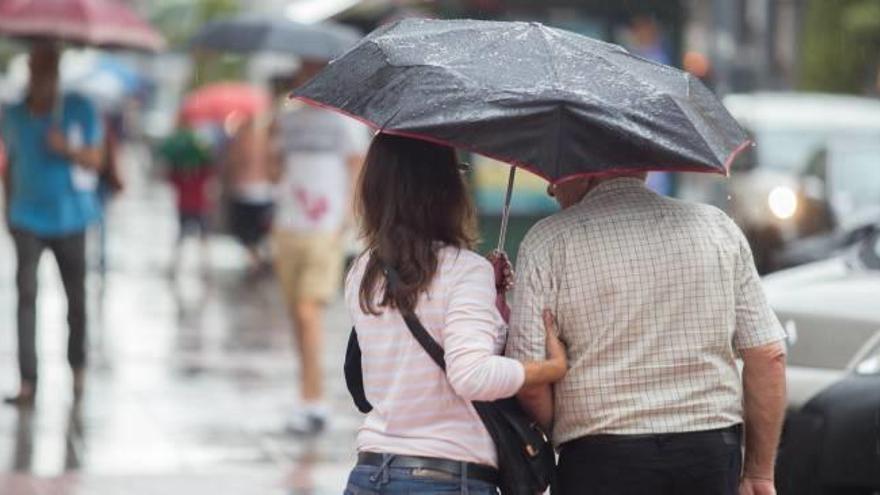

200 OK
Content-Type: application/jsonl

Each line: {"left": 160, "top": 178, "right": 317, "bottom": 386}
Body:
{"left": 66, "top": 54, "right": 146, "bottom": 109}
{"left": 189, "top": 14, "right": 361, "bottom": 61}
{"left": 293, "top": 18, "right": 750, "bottom": 183}
{"left": 0, "top": 0, "right": 165, "bottom": 52}
{"left": 180, "top": 82, "right": 270, "bottom": 126}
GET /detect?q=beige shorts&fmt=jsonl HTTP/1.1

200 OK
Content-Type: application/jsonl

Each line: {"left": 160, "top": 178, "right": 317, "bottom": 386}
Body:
{"left": 272, "top": 230, "right": 344, "bottom": 304}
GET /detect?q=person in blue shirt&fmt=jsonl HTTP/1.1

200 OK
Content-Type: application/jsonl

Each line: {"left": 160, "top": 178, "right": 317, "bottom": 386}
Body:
{"left": 0, "top": 42, "right": 103, "bottom": 407}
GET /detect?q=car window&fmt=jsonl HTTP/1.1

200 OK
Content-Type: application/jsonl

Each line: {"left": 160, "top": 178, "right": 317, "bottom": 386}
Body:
{"left": 753, "top": 129, "right": 880, "bottom": 172}
{"left": 785, "top": 318, "right": 878, "bottom": 369}
{"left": 828, "top": 148, "right": 880, "bottom": 215}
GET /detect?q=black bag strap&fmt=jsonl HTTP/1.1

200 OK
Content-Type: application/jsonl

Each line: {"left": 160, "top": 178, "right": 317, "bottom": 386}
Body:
{"left": 344, "top": 327, "right": 372, "bottom": 413}
{"left": 383, "top": 265, "right": 446, "bottom": 372}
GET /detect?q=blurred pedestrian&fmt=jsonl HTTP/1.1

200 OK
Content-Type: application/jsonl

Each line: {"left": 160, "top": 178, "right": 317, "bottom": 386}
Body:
{"left": 0, "top": 42, "right": 104, "bottom": 406}
{"left": 344, "top": 134, "right": 567, "bottom": 493}
{"left": 158, "top": 122, "right": 214, "bottom": 277}
{"left": 270, "top": 61, "right": 369, "bottom": 435}
{"left": 225, "top": 115, "right": 274, "bottom": 276}
{"left": 508, "top": 173, "right": 788, "bottom": 495}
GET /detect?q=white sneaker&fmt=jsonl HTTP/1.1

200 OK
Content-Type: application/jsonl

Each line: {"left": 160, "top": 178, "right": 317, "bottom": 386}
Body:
{"left": 285, "top": 407, "right": 328, "bottom": 436}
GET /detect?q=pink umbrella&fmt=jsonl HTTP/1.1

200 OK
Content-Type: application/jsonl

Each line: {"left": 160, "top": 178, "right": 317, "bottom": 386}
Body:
{"left": 0, "top": 0, "right": 166, "bottom": 52}
{"left": 181, "top": 83, "right": 270, "bottom": 126}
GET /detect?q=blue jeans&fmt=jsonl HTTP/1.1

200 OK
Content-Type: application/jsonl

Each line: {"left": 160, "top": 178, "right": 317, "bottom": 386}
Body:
{"left": 344, "top": 457, "right": 498, "bottom": 495}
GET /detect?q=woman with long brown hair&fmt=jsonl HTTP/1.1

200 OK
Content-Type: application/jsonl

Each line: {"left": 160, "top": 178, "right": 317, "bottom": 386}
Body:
{"left": 344, "top": 133, "right": 566, "bottom": 494}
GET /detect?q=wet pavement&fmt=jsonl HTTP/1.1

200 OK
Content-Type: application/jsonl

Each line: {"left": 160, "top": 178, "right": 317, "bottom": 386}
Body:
{"left": 0, "top": 146, "right": 361, "bottom": 494}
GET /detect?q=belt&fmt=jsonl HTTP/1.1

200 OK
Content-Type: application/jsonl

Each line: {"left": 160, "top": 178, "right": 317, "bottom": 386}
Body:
{"left": 357, "top": 452, "right": 500, "bottom": 486}
{"left": 561, "top": 424, "right": 743, "bottom": 451}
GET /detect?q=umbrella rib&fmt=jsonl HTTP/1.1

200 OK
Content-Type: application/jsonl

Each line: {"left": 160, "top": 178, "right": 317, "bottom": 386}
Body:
{"left": 554, "top": 33, "right": 674, "bottom": 98}
{"left": 538, "top": 24, "right": 565, "bottom": 178}
{"left": 665, "top": 92, "right": 731, "bottom": 165}
{"left": 551, "top": 33, "right": 725, "bottom": 165}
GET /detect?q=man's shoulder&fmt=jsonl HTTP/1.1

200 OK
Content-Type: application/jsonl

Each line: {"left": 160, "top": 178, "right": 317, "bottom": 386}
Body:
{"left": 520, "top": 208, "right": 578, "bottom": 256}
{"left": 656, "top": 194, "right": 744, "bottom": 239}
{"left": 658, "top": 194, "right": 728, "bottom": 219}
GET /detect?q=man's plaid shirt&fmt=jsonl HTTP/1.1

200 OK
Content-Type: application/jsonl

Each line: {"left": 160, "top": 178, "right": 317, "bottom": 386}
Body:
{"left": 507, "top": 178, "right": 786, "bottom": 445}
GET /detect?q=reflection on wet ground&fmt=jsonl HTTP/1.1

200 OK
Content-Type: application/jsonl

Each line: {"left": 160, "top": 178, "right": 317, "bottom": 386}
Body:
{"left": 0, "top": 151, "right": 359, "bottom": 494}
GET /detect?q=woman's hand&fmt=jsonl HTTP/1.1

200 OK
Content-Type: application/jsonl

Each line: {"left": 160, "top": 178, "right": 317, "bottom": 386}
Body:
{"left": 521, "top": 309, "right": 568, "bottom": 386}
{"left": 542, "top": 309, "right": 567, "bottom": 381}
{"left": 487, "top": 250, "right": 514, "bottom": 323}
{"left": 487, "top": 249, "right": 515, "bottom": 293}
{"left": 739, "top": 478, "right": 776, "bottom": 495}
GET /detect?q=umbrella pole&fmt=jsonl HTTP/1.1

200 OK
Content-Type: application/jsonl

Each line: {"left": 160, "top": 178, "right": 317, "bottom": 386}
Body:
{"left": 496, "top": 166, "right": 517, "bottom": 253}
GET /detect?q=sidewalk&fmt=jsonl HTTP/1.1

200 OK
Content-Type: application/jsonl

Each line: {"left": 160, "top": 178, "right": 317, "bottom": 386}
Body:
{"left": 0, "top": 146, "right": 361, "bottom": 494}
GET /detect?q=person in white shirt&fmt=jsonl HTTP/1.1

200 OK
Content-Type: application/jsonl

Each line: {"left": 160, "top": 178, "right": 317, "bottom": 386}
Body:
{"left": 270, "top": 62, "right": 370, "bottom": 434}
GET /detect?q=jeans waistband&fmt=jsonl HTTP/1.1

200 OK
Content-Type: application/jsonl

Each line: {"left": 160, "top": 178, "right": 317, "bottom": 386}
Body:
{"left": 357, "top": 452, "right": 499, "bottom": 486}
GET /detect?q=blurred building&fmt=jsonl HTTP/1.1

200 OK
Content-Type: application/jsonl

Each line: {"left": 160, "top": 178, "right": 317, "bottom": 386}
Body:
{"left": 336, "top": 0, "right": 809, "bottom": 95}
{"left": 685, "top": 0, "right": 808, "bottom": 94}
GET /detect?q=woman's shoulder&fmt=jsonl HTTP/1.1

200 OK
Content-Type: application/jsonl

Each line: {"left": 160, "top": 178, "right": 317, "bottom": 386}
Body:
{"left": 345, "top": 252, "right": 369, "bottom": 283}
{"left": 438, "top": 246, "right": 493, "bottom": 279}
{"left": 343, "top": 252, "right": 369, "bottom": 300}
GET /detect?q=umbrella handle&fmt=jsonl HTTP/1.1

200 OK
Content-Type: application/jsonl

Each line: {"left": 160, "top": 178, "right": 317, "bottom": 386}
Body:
{"left": 496, "top": 166, "right": 516, "bottom": 253}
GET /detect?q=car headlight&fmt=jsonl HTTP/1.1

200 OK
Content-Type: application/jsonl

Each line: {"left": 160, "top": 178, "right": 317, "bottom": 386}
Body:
{"left": 768, "top": 186, "right": 798, "bottom": 220}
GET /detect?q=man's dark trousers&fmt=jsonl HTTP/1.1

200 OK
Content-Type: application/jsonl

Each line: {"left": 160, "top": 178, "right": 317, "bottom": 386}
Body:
{"left": 12, "top": 228, "right": 88, "bottom": 384}
{"left": 558, "top": 425, "right": 743, "bottom": 495}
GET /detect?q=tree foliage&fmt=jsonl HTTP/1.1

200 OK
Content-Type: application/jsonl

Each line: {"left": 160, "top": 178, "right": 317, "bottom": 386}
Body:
{"left": 799, "top": 0, "right": 880, "bottom": 94}
{"left": 149, "top": 0, "right": 244, "bottom": 87}
{"left": 150, "top": 0, "right": 240, "bottom": 47}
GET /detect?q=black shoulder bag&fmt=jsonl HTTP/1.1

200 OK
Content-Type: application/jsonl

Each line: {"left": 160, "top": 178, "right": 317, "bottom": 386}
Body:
{"left": 344, "top": 266, "right": 557, "bottom": 495}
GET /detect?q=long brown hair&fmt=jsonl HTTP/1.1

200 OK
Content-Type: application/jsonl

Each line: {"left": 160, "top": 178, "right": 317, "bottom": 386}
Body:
{"left": 358, "top": 133, "right": 477, "bottom": 315}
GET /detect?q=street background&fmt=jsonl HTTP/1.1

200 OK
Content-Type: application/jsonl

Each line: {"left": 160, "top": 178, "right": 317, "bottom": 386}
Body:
{"left": 1, "top": 0, "right": 880, "bottom": 494}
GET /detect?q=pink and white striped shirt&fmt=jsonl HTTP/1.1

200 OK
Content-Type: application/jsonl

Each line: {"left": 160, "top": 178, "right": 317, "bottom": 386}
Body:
{"left": 345, "top": 247, "right": 526, "bottom": 467}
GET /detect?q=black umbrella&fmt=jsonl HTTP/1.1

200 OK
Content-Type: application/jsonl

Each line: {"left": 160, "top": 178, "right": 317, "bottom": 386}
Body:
{"left": 293, "top": 18, "right": 750, "bottom": 249}
{"left": 189, "top": 14, "right": 361, "bottom": 60}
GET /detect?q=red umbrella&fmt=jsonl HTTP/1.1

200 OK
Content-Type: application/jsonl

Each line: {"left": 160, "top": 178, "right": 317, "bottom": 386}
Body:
{"left": 0, "top": 0, "right": 166, "bottom": 52}
{"left": 180, "top": 83, "right": 270, "bottom": 126}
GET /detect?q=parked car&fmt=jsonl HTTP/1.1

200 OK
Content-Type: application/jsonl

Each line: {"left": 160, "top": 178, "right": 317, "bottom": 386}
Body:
{"left": 762, "top": 230, "right": 880, "bottom": 494}
{"left": 774, "top": 142, "right": 880, "bottom": 269}
{"left": 777, "top": 219, "right": 878, "bottom": 272}
{"left": 677, "top": 92, "right": 880, "bottom": 273}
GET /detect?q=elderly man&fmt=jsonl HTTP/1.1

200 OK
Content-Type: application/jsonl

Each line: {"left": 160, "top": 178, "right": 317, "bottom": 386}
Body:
{"left": 508, "top": 173, "right": 787, "bottom": 495}
{"left": 1, "top": 43, "right": 103, "bottom": 406}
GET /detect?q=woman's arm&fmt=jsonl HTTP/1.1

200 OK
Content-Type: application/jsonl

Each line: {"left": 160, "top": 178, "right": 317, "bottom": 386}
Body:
{"left": 519, "top": 310, "right": 564, "bottom": 430}
{"left": 521, "top": 310, "right": 566, "bottom": 386}
{"left": 443, "top": 259, "right": 525, "bottom": 401}
{"left": 443, "top": 258, "right": 566, "bottom": 402}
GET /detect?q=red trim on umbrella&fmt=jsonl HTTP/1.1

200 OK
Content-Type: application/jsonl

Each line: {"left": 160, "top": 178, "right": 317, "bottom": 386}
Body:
{"left": 723, "top": 139, "right": 753, "bottom": 175}
{"left": 292, "top": 95, "right": 747, "bottom": 184}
